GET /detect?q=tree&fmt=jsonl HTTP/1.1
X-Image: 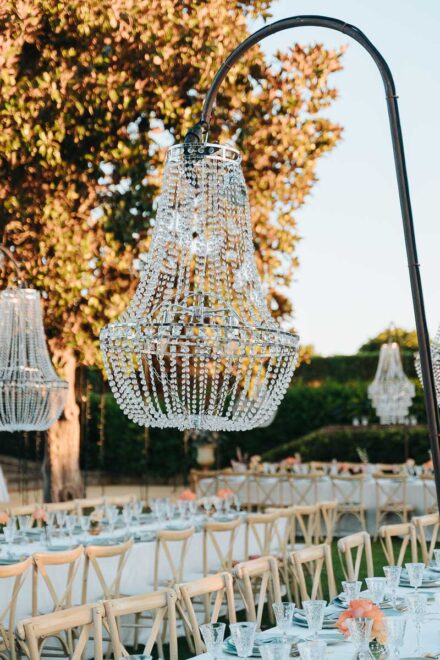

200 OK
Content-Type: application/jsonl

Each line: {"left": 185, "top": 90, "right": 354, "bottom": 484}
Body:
{"left": 0, "top": 0, "right": 344, "bottom": 500}
{"left": 359, "top": 327, "right": 418, "bottom": 353}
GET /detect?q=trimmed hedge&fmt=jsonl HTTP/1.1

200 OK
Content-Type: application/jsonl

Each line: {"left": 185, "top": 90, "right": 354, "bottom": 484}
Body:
{"left": 262, "top": 424, "right": 431, "bottom": 464}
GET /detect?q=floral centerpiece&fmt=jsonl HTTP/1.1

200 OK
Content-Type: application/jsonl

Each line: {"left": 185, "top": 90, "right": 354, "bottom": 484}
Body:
{"left": 89, "top": 509, "right": 104, "bottom": 535}
{"left": 249, "top": 455, "right": 263, "bottom": 473}
{"left": 0, "top": 510, "right": 9, "bottom": 532}
{"left": 178, "top": 489, "right": 197, "bottom": 501}
{"left": 337, "top": 599, "right": 386, "bottom": 658}
{"left": 32, "top": 507, "right": 48, "bottom": 527}
{"left": 217, "top": 488, "right": 234, "bottom": 499}
{"left": 423, "top": 458, "right": 434, "bottom": 473}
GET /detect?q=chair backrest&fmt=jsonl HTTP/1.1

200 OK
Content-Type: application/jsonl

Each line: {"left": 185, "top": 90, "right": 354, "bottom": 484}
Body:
{"left": 374, "top": 474, "right": 409, "bottom": 508}
{"left": 245, "top": 513, "right": 277, "bottom": 559}
{"left": 104, "top": 589, "right": 178, "bottom": 660}
{"left": 32, "top": 545, "right": 84, "bottom": 616}
{"left": 21, "top": 603, "right": 103, "bottom": 660}
{"left": 82, "top": 538, "right": 133, "bottom": 603}
{"left": 412, "top": 512, "right": 440, "bottom": 564}
{"left": 290, "top": 544, "right": 337, "bottom": 601}
{"left": 251, "top": 474, "right": 282, "bottom": 509}
{"left": 337, "top": 531, "right": 374, "bottom": 580}
{"left": 233, "top": 556, "right": 281, "bottom": 630}
{"left": 375, "top": 463, "right": 404, "bottom": 475}
{"left": 74, "top": 498, "right": 104, "bottom": 516}
{"left": 265, "top": 507, "right": 294, "bottom": 557}
{"left": 378, "top": 523, "right": 418, "bottom": 566}
{"left": 319, "top": 501, "right": 338, "bottom": 544}
{"left": 0, "top": 557, "right": 33, "bottom": 656}
{"left": 310, "top": 461, "right": 332, "bottom": 475}
{"left": 9, "top": 504, "right": 38, "bottom": 516}
{"left": 44, "top": 501, "right": 77, "bottom": 514}
{"left": 330, "top": 474, "right": 365, "bottom": 507}
{"left": 103, "top": 494, "right": 137, "bottom": 509}
{"left": 203, "top": 518, "right": 241, "bottom": 574}
{"left": 177, "top": 573, "right": 236, "bottom": 655}
{"left": 421, "top": 474, "right": 437, "bottom": 514}
{"left": 190, "top": 469, "right": 226, "bottom": 498}
{"left": 286, "top": 473, "right": 318, "bottom": 505}
{"left": 154, "top": 527, "right": 195, "bottom": 589}
{"left": 290, "top": 505, "right": 320, "bottom": 548}
{"left": 217, "top": 472, "right": 249, "bottom": 505}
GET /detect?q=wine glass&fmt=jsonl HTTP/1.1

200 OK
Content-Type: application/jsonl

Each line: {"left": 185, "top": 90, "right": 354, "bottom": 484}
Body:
{"left": 365, "top": 577, "right": 386, "bottom": 606}
{"left": 64, "top": 514, "right": 77, "bottom": 542}
{"left": 106, "top": 506, "right": 119, "bottom": 535}
{"left": 434, "top": 548, "right": 440, "bottom": 568}
{"left": 259, "top": 642, "right": 290, "bottom": 660}
{"left": 406, "top": 592, "right": 427, "bottom": 655}
{"left": 342, "top": 580, "right": 361, "bottom": 605}
{"left": 297, "top": 640, "right": 327, "bottom": 660}
{"left": 199, "top": 622, "right": 226, "bottom": 658}
{"left": 272, "top": 601, "right": 295, "bottom": 643}
{"left": 202, "top": 497, "right": 213, "bottom": 516}
{"left": 55, "top": 510, "right": 66, "bottom": 530}
{"left": 3, "top": 520, "right": 15, "bottom": 558}
{"left": 233, "top": 494, "right": 241, "bottom": 512}
{"left": 230, "top": 622, "right": 257, "bottom": 658}
{"left": 405, "top": 562, "right": 425, "bottom": 592}
{"left": 132, "top": 500, "right": 143, "bottom": 524}
{"left": 346, "top": 617, "right": 373, "bottom": 658}
{"left": 188, "top": 499, "right": 198, "bottom": 519}
{"left": 384, "top": 616, "right": 406, "bottom": 659}
{"left": 122, "top": 505, "right": 133, "bottom": 533}
{"left": 302, "top": 600, "right": 326, "bottom": 640}
{"left": 79, "top": 515, "right": 90, "bottom": 535}
{"left": 383, "top": 565, "right": 401, "bottom": 609}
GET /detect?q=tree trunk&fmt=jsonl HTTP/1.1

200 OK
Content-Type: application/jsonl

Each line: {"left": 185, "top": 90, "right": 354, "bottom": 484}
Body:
{"left": 43, "top": 347, "right": 84, "bottom": 502}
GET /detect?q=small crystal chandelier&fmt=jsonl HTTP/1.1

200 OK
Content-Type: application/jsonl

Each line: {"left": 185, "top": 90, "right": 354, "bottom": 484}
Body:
{"left": 368, "top": 340, "right": 415, "bottom": 424}
{"left": 415, "top": 325, "right": 440, "bottom": 403}
{"left": 0, "top": 246, "right": 68, "bottom": 432}
{"left": 100, "top": 143, "right": 299, "bottom": 431}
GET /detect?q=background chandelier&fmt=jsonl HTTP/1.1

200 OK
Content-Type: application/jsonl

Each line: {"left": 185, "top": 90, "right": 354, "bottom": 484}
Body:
{"left": 415, "top": 326, "right": 440, "bottom": 404}
{"left": 100, "top": 143, "right": 299, "bottom": 431}
{"left": 368, "top": 341, "right": 415, "bottom": 424}
{"left": 0, "top": 246, "right": 68, "bottom": 432}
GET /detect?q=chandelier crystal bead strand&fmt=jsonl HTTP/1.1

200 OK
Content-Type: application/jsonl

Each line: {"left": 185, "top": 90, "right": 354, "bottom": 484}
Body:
{"left": 100, "top": 143, "right": 299, "bottom": 431}
{"left": 415, "top": 326, "right": 440, "bottom": 403}
{"left": 368, "top": 341, "right": 415, "bottom": 424}
{"left": 0, "top": 248, "right": 68, "bottom": 432}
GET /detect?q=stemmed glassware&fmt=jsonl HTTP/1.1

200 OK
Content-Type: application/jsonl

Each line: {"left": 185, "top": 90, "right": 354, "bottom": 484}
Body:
{"left": 188, "top": 499, "right": 198, "bottom": 520}
{"left": 406, "top": 592, "right": 427, "bottom": 655}
{"left": 342, "top": 580, "right": 361, "bottom": 605}
{"left": 384, "top": 617, "right": 406, "bottom": 659}
{"left": 259, "top": 642, "right": 290, "bottom": 660}
{"left": 405, "top": 562, "right": 425, "bottom": 592}
{"left": 272, "top": 601, "right": 295, "bottom": 643}
{"left": 199, "top": 622, "right": 226, "bottom": 658}
{"left": 106, "top": 506, "right": 119, "bottom": 535}
{"left": 230, "top": 622, "right": 257, "bottom": 659}
{"left": 383, "top": 565, "right": 401, "bottom": 609}
{"left": 233, "top": 495, "right": 241, "bottom": 512}
{"left": 202, "top": 497, "right": 213, "bottom": 516}
{"left": 122, "top": 505, "right": 133, "bottom": 533}
{"left": 346, "top": 617, "right": 374, "bottom": 660}
{"left": 302, "top": 600, "right": 326, "bottom": 640}
{"left": 177, "top": 499, "right": 188, "bottom": 520}
{"left": 365, "top": 577, "right": 386, "bottom": 606}
{"left": 297, "top": 640, "right": 327, "bottom": 660}
{"left": 3, "top": 517, "right": 16, "bottom": 558}
{"left": 132, "top": 500, "right": 143, "bottom": 526}
{"left": 64, "top": 514, "right": 77, "bottom": 543}
{"left": 433, "top": 548, "right": 440, "bottom": 568}
{"left": 79, "top": 515, "right": 90, "bottom": 535}
{"left": 55, "top": 510, "right": 66, "bottom": 534}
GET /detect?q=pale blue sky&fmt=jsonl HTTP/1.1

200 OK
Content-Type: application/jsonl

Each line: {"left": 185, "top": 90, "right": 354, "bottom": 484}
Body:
{"left": 249, "top": 0, "right": 440, "bottom": 355}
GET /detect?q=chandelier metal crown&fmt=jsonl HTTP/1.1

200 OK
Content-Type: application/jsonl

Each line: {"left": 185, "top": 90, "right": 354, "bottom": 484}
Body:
{"left": 100, "top": 143, "right": 299, "bottom": 431}
{"left": 0, "top": 247, "right": 68, "bottom": 432}
{"left": 368, "top": 341, "right": 415, "bottom": 424}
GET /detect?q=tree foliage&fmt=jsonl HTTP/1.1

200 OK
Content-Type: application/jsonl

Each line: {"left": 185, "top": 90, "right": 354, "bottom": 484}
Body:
{"left": 358, "top": 327, "right": 418, "bottom": 354}
{"left": 0, "top": 0, "right": 344, "bottom": 365}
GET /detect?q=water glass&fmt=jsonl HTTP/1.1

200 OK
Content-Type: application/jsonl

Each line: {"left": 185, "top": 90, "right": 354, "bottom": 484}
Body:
{"left": 405, "top": 562, "right": 425, "bottom": 591}
{"left": 346, "top": 617, "right": 373, "bottom": 656}
{"left": 106, "top": 506, "right": 119, "bottom": 534}
{"left": 342, "top": 580, "right": 361, "bottom": 604}
{"left": 272, "top": 601, "right": 295, "bottom": 641}
{"left": 177, "top": 499, "right": 188, "bottom": 518}
{"left": 297, "top": 640, "right": 327, "bottom": 659}
{"left": 406, "top": 591, "right": 427, "bottom": 654}
{"left": 259, "top": 642, "right": 290, "bottom": 660}
{"left": 433, "top": 548, "right": 440, "bottom": 568}
{"left": 230, "top": 622, "right": 257, "bottom": 658}
{"left": 65, "top": 514, "right": 77, "bottom": 541}
{"left": 302, "top": 600, "right": 326, "bottom": 640}
{"left": 55, "top": 510, "right": 66, "bottom": 529}
{"left": 383, "top": 566, "right": 401, "bottom": 608}
{"left": 233, "top": 494, "right": 241, "bottom": 512}
{"left": 199, "top": 622, "right": 226, "bottom": 658}
{"left": 202, "top": 497, "right": 213, "bottom": 515}
{"left": 365, "top": 577, "right": 386, "bottom": 605}
{"left": 188, "top": 499, "right": 198, "bottom": 518}
{"left": 3, "top": 525, "right": 15, "bottom": 557}
{"left": 384, "top": 616, "right": 406, "bottom": 659}
{"left": 122, "top": 505, "right": 133, "bottom": 531}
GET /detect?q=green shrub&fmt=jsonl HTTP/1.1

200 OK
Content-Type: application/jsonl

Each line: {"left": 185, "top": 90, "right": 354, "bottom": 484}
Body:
{"left": 295, "top": 351, "right": 417, "bottom": 383}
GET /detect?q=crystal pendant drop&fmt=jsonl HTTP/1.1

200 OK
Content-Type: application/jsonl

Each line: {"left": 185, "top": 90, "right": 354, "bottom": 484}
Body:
{"left": 0, "top": 288, "right": 68, "bottom": 432}
{"left": 368, "top": 341, "right": 415, "bottom": 424}
{"left": 415, "top": 325, "right": 440, "bottom": 403}
{"left": 100, "top": 143, "right": 299, "bottom": 431}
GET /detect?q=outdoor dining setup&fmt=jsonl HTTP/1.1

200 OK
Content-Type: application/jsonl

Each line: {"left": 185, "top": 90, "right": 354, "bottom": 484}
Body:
{"left": 3, "top": 2, "right": 440, "bottom": 658}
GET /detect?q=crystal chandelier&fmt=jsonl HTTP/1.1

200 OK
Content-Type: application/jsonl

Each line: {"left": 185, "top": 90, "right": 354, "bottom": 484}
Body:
{"left": 0, "top": 247, "right": 68, "bottom": 432}
{"left": 100, "top": 143, "right": 299, "bottom": 431}
{"left": 415, "top": 325, "right": 440, "bottom": 403}
{"left": 368, "top": 341, "right": 415, "bottom": 424}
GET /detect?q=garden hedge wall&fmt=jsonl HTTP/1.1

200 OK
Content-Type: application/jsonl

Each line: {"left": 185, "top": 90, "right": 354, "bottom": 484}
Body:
{"left": 295, "top": 351, "right": 417, "bottom": 383}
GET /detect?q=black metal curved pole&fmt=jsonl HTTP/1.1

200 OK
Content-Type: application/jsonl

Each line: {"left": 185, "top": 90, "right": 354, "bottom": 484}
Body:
{"left": 185, "top": 14, "right": 440, "bottom": 511}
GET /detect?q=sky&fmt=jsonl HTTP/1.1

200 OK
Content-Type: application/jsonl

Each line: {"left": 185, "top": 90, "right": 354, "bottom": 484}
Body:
{"left": 247, "top": 0, "right": 440, "bottom": 355}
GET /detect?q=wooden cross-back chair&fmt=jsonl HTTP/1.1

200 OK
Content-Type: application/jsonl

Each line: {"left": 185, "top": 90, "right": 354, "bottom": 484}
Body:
{"left": 104, "top": 589, "right": 178, "bottom": 660}
{"left": 319, "top": 501, "right": 338, "bottom": 544}
{"left": 245, "top": 513, "right": 277, "bottom": 560}
{"left": 233, "top": 556, "right": 281, "bottom": 630}
{"left": 176, "top": 573, "right": 236, "bottom": 655}
{"left": 420, "top": 474, "right": 437, "bottom": 514}
{"left": 21, "top": 603, "right": 103, "bottom": 660}
{"left": 74, "top": 498, "right": 104, "bottom": 516}
{"left": 217, "top": 473, "right": 249, "bottom": 507}
{"left": 378, "top": 522, "right": 418, "bottom": 566}
{"left": 103, "top": 494, "right": 137, "bottom": 509}
{"left": 290, "top": 544, "right": 337, "bottom": 602}
{"left": 289, "top": 505, "right": 320, "bottom": 549}
{"left": 44, "top": 501, "right": 77, "bottom": 514}
{"left": 330, "top": 474, "right": 367, "bottom": 531}
{"left": 251, "top": 474, "right": 282, "bottom": 511}
{"left": 265, "top": 508, "right": 293, "bottom": 600}
{"left": 411, "top": 513, "right": 440, "bottom": 564}
{"left": 154, "top": 527, "right": 195, "bottom": 589}
{"left": 32, "top": 546, "right": 84, "bottom": 616}
{"left": 82, "top": 538, "right": 133, "bottom": 603}
{"left": 0, "top": 557, "right": 33, "bottom": 660}
{"left": 8, "top": 504, "right": 37, "bottom": 517}
{"left": 285, "top": 473, "right": 319, "bottom": 506}
{"left": 190, "top": 469, "right": 224, "bottom": 498}
{"left": 374, "top": 474, "right": 413, "bottom": 528}
{"left": 202, "top": 518, "right": 241, "bottom": 575}
{"left": 337, "top": 531, "right": 374, "bottom": 581}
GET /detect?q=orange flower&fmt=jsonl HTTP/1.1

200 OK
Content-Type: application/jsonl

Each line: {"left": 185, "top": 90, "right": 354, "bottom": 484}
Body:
{"left": 281, "top": 456, "right": 298, "bottom": 466}
{"left": 32, "top": 507, "right": 48, "bottom": 523}
{"left": 217, "top": 488, "right": 234, "bottom": 499}
{"left": 424, "top": 459, "right": 433, "bottom": 470}
{"left": 178, "top": 489, "right": 197, "bottom": 501}
{"left": 0, "top": 511, "right": 9, "bottom": 525}
{"left": 336, "top": 599, "right": 386, "bottom": 643}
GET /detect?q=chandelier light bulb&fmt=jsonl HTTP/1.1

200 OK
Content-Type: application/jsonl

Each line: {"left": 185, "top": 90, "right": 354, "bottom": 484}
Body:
{"left": 368, "top": 341, "right": 415, "bottom": 424}
{"left": 100, "top": 143, "right": 299, "bottom": 431}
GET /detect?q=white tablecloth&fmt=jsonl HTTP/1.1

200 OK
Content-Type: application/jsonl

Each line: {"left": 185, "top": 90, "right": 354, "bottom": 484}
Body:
{"left": 0, "top": 466, "right": 9, "bottom": 502}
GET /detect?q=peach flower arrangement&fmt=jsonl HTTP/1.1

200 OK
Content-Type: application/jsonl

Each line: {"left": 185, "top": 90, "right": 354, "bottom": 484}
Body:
{"left": 216, "top": 488, "right": 234, "bottom": 499}
{"left": 337, "top": 599, "right": 386, "bottom": 643}
{"left": 0, "top": 510, "right": 9, "bottom": 529}
{"left": 178, "top": 489, "right": 197, "bottom": 501}
{"left": 32, "top": 507, "right": 48, "bottom": 526}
